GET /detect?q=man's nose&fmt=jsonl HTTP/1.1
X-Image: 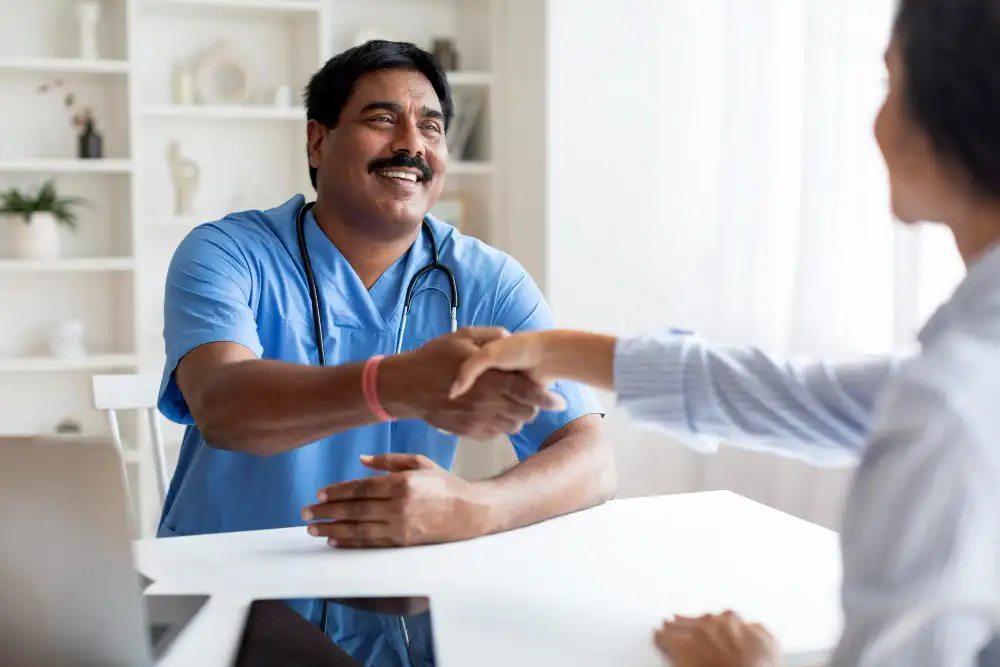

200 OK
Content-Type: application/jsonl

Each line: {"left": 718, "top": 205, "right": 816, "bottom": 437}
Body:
{"left": 390, "top": 120, "right": 425, "bottom": 158}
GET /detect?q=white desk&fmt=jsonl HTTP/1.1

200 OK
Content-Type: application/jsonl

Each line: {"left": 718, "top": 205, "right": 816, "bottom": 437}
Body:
{"left": 136, "top": 491, "right": 843, "bottom": 667}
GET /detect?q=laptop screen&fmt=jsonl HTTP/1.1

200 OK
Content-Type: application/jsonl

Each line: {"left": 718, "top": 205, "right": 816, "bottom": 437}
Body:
{"left": 232, "top": 597, "right": 436, "bottom": 667}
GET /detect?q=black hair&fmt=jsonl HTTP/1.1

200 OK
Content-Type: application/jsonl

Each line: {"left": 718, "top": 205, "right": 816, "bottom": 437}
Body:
{"left": 894, "top": 0, "right": 1000, "bottom": 199}
{"left": 303, "top": 39, "right": 454, "bottom": 189}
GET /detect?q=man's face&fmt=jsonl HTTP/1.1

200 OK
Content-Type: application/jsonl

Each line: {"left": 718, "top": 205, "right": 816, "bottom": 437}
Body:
{"left": 308, "top": 68, "right": 448, "bottom": 232}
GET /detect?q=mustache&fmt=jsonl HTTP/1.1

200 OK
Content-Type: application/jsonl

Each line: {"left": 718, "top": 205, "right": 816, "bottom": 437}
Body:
{"left": 368, "top": 154, "right": 433, "bottom": 182}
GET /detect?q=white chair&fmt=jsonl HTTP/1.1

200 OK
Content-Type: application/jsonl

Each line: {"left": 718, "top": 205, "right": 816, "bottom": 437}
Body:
{"left": 91, "top": 373, "right": 169, "bottom": 533}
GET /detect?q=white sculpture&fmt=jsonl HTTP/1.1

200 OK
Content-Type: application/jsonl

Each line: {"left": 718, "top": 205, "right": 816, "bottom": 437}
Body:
{"left": 273, "top": 84, "right": 292, "bottom": 107}
{"left": 76, "top": 1, "right": 101, "bottom": 60}
{"left": 48, "top": 318, "right": 87, "bottom": 360}
{"left": 166, "top": 141, "right": 200, "bottom": 216}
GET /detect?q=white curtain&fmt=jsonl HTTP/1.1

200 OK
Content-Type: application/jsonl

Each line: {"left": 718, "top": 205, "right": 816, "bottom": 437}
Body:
{"left": 608, "top": 0, "right": 965, "bottom": 530}
{"left": 464, "top": 0, "right": 966, "bottom": 531}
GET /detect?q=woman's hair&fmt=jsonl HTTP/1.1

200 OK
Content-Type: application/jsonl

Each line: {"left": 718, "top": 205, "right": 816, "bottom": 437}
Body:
{"left": 894, "top": 0, "right": 1000, "bottom": 199}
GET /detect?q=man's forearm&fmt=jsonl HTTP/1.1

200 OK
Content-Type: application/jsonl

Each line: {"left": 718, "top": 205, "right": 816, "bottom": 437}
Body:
{"left": 191, "top": 357, "right": 385, "bottom": 456}
{"left": 465, "top": 415, "right": 616, "bottom": 535}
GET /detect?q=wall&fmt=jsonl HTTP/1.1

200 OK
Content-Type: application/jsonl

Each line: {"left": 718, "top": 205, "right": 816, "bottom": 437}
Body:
{"left": 539, "top": 1, "right": 719, "bottom": 500}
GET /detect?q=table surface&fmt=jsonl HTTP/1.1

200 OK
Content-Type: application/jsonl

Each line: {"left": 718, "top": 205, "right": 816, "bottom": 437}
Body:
{"left": 136, "top": 490, "right": 843, "bottom": 667}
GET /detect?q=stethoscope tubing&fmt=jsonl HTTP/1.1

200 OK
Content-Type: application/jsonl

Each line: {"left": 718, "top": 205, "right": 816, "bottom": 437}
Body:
{"left": 296, "top": 200, "right": 460, "bottom": 363}
{"left": 296, "top": 199, "right": 456, "bottom": 666}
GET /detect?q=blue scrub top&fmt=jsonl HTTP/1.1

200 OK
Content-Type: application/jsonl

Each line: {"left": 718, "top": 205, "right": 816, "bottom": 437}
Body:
{"left": 156, "top": 193, "right": 603, "bottom": 666}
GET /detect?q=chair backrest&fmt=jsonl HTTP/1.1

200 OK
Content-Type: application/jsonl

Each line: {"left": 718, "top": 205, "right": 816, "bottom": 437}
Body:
{"left": 91, "top": 373, "right": 169, "bottom": 529}
{"left": 92, "top": 372, "right": 161, "bottom": 411}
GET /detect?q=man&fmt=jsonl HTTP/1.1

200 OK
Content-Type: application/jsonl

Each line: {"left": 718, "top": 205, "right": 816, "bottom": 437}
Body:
{"left": 156, "top": 39, "right": 613, "bottom": 666}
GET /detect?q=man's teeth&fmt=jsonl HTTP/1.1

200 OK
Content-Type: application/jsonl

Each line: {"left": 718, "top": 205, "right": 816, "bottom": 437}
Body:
{"left": 379, "top": 170, "right": 418, "bottom": 182}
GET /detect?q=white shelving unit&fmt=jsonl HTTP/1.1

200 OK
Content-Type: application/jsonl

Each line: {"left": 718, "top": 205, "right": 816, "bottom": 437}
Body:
{"left": 0, "top": 354, "right": 140, "bottom": 373}
{"left": 0, "top": 57, "right": 131, "bottom": 74}
{"left": 0, "top": 159, "right": 134, "bottom": 174}
{"left": 0, "top": 257, "right": 135, "bottom": 272}
{"left": 0, "top": 0, "right": 503, "bottom": 537}
{"left": 144, "top": 104, "right": 306, "bottom": 120}
{"left": 144, "top": 0, "right": 324, "bottom": 16}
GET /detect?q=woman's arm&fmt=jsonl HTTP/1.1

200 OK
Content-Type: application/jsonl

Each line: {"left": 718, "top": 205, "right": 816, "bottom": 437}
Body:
{"left": 451, "top": 329, "right": 906, "bottom": 462}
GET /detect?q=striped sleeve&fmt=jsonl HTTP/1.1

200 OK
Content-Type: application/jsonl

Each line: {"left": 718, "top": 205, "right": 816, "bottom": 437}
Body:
{"left": 613, "top": 332, "right": 904, "bottom": 464}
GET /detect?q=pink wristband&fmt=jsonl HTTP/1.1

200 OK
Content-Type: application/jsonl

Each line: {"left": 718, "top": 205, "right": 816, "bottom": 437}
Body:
{"left": 362, "top": 355, "right": 394, "bottom": 422}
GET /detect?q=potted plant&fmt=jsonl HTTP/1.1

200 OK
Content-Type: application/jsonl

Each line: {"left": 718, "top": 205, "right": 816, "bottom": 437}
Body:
{"left": 37, "top": 77, "right": 103, "bottom": 158}
{"left": 1, "top": 180, "right": 86, "bottom": 260}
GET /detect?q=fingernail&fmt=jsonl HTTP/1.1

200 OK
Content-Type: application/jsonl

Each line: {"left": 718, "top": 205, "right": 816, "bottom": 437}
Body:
{"left": 317, "top": 491, "right": 327, "bottom": 502}
{"left": 302, "top": 508, "right": 313, "bottom": 521}
{"left": 360, "top": 455, "right": 373, "bottom": 463}
{"left": 308, "top": 525, "right": 319, "bottom": 536}
{"left": 327, "top": 538, "right": 337, "bottom": 547}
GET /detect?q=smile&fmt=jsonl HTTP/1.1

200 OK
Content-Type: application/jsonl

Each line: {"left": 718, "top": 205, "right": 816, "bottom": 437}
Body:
{"left": 376, "top": 170, "right": 420, "bottom": 183}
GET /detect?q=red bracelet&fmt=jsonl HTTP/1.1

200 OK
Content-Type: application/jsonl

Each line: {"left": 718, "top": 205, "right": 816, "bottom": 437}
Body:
{"left": 361, "top": 355, "right": 395, "bottom": 422}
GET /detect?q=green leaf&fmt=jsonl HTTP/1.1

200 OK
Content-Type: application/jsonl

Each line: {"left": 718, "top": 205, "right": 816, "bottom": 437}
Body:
{"left": 0, "top": 179, "right": 88, "bottom": 229}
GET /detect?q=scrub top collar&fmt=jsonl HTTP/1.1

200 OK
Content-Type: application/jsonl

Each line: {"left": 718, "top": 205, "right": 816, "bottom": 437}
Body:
{"left": 300, "top": 203, "right": 437, "bottom": 333}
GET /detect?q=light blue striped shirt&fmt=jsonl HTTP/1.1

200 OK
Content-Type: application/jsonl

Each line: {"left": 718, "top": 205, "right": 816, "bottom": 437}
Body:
{"left": 614, "top": 242, "right": 1000, "bottom": 666}
{"left": 614, "top": 334, "right": 904, "bottom": 465}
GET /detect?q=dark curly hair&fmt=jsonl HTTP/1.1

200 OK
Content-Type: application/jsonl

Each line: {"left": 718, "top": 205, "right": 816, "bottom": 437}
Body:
{"left": 893, "top": 0, "right": 1000, "bottom": 199}
{"left": 303, "top": 39, "right": 454, "bottom": 190}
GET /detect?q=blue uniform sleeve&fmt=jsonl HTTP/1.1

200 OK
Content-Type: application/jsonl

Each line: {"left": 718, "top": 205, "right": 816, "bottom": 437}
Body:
{"left": 158, "top": 223, "right": 264, "bottom": 424}
{"left": 492, "top": 262, "right": 604, "bottom": 460}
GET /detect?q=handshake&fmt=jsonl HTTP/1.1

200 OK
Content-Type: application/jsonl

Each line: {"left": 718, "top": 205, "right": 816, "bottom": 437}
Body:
{"left": 376, "top": 327, "right": 560, "bottom": 439}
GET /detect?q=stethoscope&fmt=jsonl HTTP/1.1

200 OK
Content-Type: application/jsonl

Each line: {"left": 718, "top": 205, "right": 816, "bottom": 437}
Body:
{"left": 296, "top": 200, "right": 459, "bottom": 364}
{"left": 297, "top": 200, "right": 455, "bottom": 666}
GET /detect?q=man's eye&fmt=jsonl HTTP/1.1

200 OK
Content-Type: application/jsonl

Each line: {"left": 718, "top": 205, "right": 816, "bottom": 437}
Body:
{"left": 371, "top": 115, "right": 393, "bottom": 124}
{"left": 421, "top": 123, "right": 442, "bottom": 133}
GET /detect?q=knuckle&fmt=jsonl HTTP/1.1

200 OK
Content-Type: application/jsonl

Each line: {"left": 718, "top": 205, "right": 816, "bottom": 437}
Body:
{"left": 388, "top": 494, "right": 408, "bottom": 516}
{"left": 395, "top": 516, "right": 417, "bottom": 545}
{"left": 395, "top": 477, "right": 415, "bottom": 502}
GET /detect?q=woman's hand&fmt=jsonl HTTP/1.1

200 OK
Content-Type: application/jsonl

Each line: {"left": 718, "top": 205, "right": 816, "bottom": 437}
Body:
{"left": 448, "top": 331, "right": 550, "bottom": 399}
{"left": 654, "top": 611, "right": 781, "bottom": 667}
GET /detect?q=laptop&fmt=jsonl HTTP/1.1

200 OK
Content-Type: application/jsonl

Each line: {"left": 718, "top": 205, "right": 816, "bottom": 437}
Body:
{"left": 0, "top": 436, "right": 208, "bottom": 667}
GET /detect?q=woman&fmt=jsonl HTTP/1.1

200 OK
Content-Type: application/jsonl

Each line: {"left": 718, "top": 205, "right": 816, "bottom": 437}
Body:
{"left": 450, "top": 0, "right": 1000, "bottom": 665}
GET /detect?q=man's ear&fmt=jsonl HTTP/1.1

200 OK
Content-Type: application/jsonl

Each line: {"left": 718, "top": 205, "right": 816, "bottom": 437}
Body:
{"left": 306, "top": 120, "right": 327, "bottom": 171}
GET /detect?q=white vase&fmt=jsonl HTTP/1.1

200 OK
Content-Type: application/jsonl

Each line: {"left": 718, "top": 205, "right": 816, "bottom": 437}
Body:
{"left": 77, "top": 1, "right": 101, "bottom": 60}
{"left": 6, "top": 212, "right": 61, "bottom": 260}
{"left": 48, "top": 318, "right": 87, "bottom": 360}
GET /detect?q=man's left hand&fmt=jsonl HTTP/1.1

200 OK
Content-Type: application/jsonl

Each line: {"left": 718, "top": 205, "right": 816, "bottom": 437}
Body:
{"left": 302, "top": 453, "right": 485, "bottom": 548}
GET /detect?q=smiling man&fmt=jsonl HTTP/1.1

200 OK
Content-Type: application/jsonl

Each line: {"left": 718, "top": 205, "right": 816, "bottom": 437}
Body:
{"left": 155, "top": 40, "right": 613, "bottom": 666}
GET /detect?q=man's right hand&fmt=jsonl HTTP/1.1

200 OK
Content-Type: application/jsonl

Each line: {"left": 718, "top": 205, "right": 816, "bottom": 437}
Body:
{"left": 378, "top": 327, "right": 566, "bottom": 439}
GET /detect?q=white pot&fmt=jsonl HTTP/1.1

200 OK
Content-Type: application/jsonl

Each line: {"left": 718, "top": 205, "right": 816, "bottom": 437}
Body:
{"left": 6, "top": 212, "right": 61, "bottom": 260}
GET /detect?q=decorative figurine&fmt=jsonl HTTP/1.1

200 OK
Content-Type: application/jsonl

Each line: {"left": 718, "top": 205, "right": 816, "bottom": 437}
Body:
{"left": 166, "top": 141, "right": 201, "bottom": 216}
{"left": 431, "top": 38, "right": 459, "bottom": 70}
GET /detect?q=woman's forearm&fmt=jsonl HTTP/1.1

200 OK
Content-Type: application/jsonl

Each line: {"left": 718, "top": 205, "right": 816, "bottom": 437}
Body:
{"left": 530, "top": 329, "right": 899, "bottom": 460}
{"left": 536, "top": 330, "right": 618, "bottom": 391}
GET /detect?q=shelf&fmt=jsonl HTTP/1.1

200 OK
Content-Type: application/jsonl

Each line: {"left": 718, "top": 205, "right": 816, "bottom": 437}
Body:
{"left": 0, "top": 354, "right": 139, "bottom": 373}
{"left": 0, "top": 57, "right": 130, "bottom": 75}
{"left": 0, "top": 159, "right": 133, "bottom": 175}
{"left": 446, "top": 71, "right": 493, "bottom": 87}
{"left": 0, "top": 258, "right": 135, "bottom": 273}
{"left": 449, "top": 161, "right": 494, "bottom": 175}
{"left": 147, "top": 214, "right": 210, "bottom": 229}
{"left": 145, "top": 104, "right": 305, "bottom": 121}
{"left": 146, "top": 0, "right": 322, "bottom": 16}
